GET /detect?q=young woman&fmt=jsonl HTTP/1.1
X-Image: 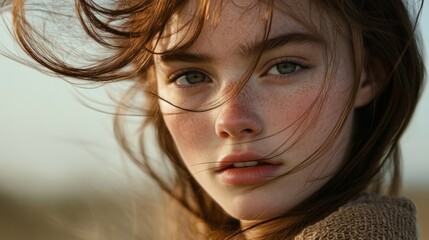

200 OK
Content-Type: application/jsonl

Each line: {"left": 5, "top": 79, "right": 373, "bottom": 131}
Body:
{"left": 4, "top": 0, "right": 424, "bottom": 239}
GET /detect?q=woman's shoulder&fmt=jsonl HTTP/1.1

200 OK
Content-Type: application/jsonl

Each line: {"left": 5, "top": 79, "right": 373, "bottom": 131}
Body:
{"left": 294, "top": 193, "right": 417, "bottom": 240}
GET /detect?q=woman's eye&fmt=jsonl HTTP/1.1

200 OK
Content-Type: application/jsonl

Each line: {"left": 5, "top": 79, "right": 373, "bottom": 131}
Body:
{"left": 267, "top": 62, "right": 301, "bottom": 75}
{"left": 174, "top": 71, "right": 209, "bottom": 86}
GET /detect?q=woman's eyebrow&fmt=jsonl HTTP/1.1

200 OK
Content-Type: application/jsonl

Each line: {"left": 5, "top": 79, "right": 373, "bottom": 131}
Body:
{"left": 238, "top": 32, "right": 324, "bottom": 56}
{"left": 159, "top": 51, "right": 214, "bottom": 64}
{"left": 158, "top": 32, "right": 323, "bottom": 64}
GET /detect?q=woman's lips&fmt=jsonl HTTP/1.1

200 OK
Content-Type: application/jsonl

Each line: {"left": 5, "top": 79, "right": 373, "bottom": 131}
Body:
{"left": 216, "top": 152, "right": 282, "bottom": 186}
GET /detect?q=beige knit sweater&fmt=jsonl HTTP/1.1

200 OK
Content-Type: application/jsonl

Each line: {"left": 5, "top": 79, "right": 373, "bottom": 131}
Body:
{"left": 293, "top": 194, "right": 417, "bottom": 240}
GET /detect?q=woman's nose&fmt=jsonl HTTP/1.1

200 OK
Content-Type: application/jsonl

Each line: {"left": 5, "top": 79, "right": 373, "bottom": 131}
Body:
{"left": 215, "top": 96, "right": 263, "bottom": 139}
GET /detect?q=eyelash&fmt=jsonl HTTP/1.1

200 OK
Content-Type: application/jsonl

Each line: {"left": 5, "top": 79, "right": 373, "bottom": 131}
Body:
{"left": 262, "top": 57, "right": 309, "bottom": 79}
{"left": 166, "top": 57, "right": 310, "bottom": 87}
{"left": 167, "top": 69, "right": 211, "bottom": 88}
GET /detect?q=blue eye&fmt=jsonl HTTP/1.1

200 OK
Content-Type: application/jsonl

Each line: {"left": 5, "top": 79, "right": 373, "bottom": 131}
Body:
{"left": 174, "top": 71, "right": 209, "bottom": 86}
{"left": 267, "top": 62, "right": 301, "bottom": 75}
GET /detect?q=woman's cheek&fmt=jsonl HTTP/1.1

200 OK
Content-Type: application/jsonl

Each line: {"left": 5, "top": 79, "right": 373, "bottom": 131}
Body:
{"left": 266, "top": 85, "right": 319, "bottom": 134}
{"left": 163, "top": 112, "right": 213, "bottom": 157}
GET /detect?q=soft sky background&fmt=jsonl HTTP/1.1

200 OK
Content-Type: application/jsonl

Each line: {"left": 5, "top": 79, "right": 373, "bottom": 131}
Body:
{"left": 0, "top": 3, "right": 428, "bottom": 200}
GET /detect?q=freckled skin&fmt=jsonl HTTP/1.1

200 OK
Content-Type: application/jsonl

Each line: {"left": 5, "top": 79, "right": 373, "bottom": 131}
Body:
{"left": 154, "top": 0, "right": 356, "bottom": 223}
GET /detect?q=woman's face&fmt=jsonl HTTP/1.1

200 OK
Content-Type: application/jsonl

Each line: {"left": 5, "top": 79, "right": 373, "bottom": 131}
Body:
{"left": 154, "top": 0, "right": 356, "bottom": 222}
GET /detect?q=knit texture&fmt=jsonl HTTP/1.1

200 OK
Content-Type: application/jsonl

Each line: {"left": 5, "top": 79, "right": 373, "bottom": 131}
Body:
{"left": 293, "top": 194, "right": 417, "bottom": 240}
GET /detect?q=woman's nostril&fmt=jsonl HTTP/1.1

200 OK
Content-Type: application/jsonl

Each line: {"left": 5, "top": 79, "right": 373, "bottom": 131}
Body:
{"left": 243, "top": 128, "right": 254, "bottom": 134}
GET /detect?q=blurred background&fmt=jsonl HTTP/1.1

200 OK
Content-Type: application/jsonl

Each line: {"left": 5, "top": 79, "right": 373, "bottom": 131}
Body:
{"left": 1, "top": 2, "right": 429, "bottom": 240}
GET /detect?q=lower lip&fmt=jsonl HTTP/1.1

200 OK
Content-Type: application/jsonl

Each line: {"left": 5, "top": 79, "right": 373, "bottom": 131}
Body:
{"left": 216, "top": 164, "right": 281, "bottom": 186}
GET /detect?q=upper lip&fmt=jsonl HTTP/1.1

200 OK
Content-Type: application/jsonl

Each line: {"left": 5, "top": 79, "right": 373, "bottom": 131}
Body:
{"left": 217, "top": 151, "right": 279, "bottom": 172}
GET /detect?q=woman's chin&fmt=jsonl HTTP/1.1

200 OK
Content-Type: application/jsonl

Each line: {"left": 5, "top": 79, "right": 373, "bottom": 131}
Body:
{"left": 221, "top": 197, "right": 292, "bottom": 222}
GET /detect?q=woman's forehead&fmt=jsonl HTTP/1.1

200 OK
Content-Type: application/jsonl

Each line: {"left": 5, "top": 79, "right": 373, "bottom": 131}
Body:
{"left": 155, "top": 0, "right": 329, "bottom": 53}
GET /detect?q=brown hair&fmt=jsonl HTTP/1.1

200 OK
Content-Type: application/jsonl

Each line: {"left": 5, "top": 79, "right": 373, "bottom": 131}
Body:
{"left": 4, "top": 0, "right": 425, "bottom": 238}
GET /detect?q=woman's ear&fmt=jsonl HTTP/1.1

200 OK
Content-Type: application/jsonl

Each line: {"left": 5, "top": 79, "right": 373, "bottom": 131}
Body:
{"left": 354, "top": 60, "right": 387, "bottom": 108}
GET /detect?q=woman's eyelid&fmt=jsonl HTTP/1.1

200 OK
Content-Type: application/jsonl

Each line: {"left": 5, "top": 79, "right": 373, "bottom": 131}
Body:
{"left": 262, "top": 57, "right": 311, "bottom": 75}
{"left": 167, "top": 68, "right": 211, "bottom": 83}
{"left": 164, "top": 55, "right": 312, "bottom": 84}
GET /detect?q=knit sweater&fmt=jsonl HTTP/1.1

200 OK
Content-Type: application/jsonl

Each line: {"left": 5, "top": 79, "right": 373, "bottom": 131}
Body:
{"left": 293, "top": 194, "right": 417, "bottom": 240}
